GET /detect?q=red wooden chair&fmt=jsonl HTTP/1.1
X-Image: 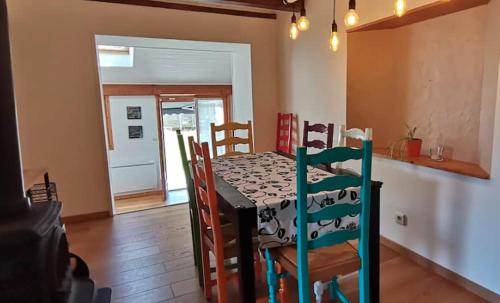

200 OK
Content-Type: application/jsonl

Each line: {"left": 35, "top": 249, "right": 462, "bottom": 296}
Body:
{"left": 302, "top": 121, "right": 334, "bottom": 150}
{"left": 276, "top": 113, "right": 294, "bottom": 154}
{"left": 189, "top": 137, "right": 262, "bottom": 302}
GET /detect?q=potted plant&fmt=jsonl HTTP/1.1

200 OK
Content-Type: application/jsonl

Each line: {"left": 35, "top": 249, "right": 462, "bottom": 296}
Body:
{"left": 404, "top": 123, "right": 422, "bottom": 158}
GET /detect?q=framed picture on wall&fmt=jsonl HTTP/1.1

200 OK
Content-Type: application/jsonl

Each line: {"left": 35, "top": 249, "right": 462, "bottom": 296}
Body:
{"left": 128, "top": 126, "right": 143, "bottom": 139}
{"left": 127, "top": 106, "right": 142, "bottom": 119}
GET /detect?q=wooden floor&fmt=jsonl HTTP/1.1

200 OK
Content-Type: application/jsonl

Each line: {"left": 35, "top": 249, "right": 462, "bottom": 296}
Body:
{"left": 114, "top": 190, "right": 188, "bottom": 214}
{"left": 65, "top": 204, "right": 487, "bottom": 303}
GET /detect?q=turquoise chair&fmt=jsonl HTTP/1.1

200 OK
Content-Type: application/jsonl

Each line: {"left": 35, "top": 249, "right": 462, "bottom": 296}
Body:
{"left": 265, "top": 128, "right": 373, "bottom": 303}
{"left": 176, "top": 130, "right": 203, "bottom": 287}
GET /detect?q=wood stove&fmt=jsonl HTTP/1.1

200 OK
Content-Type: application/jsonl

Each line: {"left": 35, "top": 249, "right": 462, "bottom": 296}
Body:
{"left": 0, "top": 1, "right": 110, "bottom": 302}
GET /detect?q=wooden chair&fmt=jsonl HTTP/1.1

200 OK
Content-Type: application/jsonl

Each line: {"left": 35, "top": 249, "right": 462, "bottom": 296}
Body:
{"left": 210, "top": 121, "right": 254, "bottom": 158}
{"left": 176, "top": 130, "right": 203, "bottom": 288}
{"left": 302, "top": 121, "right": 334, "bottom": 150}
{"left": 276, "top": 113, "right": 294, "bottom": 154}
{"left": 265, "top": 128, "right": 373, "bottom": 303}
{"left": 189, "top": 138, "right": 262, "bottom": 302}
{"left": 335, "top": 125, "right": 369, "bottom": 171}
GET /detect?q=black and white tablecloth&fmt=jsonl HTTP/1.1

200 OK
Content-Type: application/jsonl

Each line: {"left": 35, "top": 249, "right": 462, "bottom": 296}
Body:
{"left": 212, "top": 152, "right": 360, "bottom": 249}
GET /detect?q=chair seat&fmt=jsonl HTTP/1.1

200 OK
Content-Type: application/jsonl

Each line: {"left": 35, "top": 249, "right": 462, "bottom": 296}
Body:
{"left": 269, "top": 242, "right": 360, "bottom": 282}
{"left": 204, "top": 224, "right": 259, "bottom": 259}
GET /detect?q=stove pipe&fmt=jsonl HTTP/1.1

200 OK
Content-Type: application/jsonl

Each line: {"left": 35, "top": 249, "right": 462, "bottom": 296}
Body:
{"left": 0, "top": 0, "right": 30, "bottom": 218}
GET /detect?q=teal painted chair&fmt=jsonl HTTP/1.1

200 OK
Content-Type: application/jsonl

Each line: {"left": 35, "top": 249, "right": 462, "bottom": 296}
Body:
{"left": 265, "top": 128, "right": 373, "bottom": 303}
{"left": 176, "top": 130, "right": 203, "bottom": 287}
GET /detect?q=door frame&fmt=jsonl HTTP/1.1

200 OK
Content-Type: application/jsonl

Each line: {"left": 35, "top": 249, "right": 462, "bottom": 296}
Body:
{"left": 102, "top": 84, "right": 232, "bottom": 202}
{"left": 158, "top": 93, "right": 232, "bottom": 195}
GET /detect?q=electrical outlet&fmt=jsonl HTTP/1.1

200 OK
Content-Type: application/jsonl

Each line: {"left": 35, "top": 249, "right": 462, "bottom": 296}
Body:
{"left": 395, "top": 211, "right": 407, "bottom": 226}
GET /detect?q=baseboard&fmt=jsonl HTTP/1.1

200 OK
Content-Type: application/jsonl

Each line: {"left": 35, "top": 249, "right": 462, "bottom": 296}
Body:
{"left": 61, "top": 211, "right": 110, "bottom": 224}
{"left": 114, "top": 189, "right": 164, "bottom": 201}
{"left": 381, "top": 236, "right": 499, "bottom": 302}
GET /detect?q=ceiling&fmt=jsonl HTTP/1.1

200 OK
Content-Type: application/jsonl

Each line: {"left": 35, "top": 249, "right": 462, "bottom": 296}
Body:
{"left": 99, "top": 47, "right": 232, "bottom": 84}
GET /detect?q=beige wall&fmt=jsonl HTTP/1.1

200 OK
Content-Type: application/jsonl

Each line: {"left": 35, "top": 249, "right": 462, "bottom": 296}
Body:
{"left": 347, "top": 6, "right": 487, "bottom": 163}
{"left": 7, "top": 0, "right": 279, "bottom": 217}
{"left": 478, "top": 0, "right": 500, "bottom": 171}
{"left": 278, "top": 0, "right": 500, "bottom": 295}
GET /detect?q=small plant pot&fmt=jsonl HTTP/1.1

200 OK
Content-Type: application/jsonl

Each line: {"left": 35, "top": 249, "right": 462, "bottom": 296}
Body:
{"left": 406, "top": 138, "right": 422, "bottom": 158}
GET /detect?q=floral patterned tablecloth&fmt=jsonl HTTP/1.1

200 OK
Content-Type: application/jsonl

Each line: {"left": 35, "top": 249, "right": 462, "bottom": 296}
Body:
{"left": 212, "top": 152, "right": 360, "bottom": 249}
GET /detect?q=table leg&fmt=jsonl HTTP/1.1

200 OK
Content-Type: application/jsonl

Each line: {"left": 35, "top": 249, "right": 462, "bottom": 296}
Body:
{"left": 370, "top": 181, "right": 382, "bottom": 303}
{"left": 235, "top": 207, "right": 257, "bottom": 303}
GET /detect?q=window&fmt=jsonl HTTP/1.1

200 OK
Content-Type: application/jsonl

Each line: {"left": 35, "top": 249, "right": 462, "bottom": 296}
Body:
{"left": 97, "top": 45, "right": 134, "bottom": 67}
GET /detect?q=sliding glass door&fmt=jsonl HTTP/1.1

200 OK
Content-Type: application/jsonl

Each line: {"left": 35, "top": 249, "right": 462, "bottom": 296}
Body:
{"left": 162, "top": 97, "right": 227, "bottom": 193}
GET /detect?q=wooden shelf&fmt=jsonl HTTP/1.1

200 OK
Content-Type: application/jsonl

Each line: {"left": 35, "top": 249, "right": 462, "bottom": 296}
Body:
{"left": 373, "top": 148, "right": 490, "bottom": 180}
{"left": 348, "top": 0, "right": 490, "bottom": 33}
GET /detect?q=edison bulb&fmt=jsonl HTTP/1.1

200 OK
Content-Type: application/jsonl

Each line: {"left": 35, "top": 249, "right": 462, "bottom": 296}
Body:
{"left": 290, "top": 22, "right": 299, "bottom": 40}
{"left": 297, "top": 16, "right": 310, "bottom": 31}
{"left": 394, "top": 0, "right": 407, "bottom": 17}
{"left": 329, "top": 31, "right": 340, "bottom": 52}
{"left": 344, "top": 9, "right": 360, "bottom": 27}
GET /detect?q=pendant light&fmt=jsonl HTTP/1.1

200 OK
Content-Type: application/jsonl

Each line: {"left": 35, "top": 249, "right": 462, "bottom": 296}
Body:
{"left": 297, "top": 1, "right": 310, "bottom": 31}
{"left": 289, "top": 10, "right": 299, "bottom": 40}
{"left": 344, "top": 0, "right": 359, "bottom": 27}
{"left": 329, "top": 0, "right": 340, "bottom": 52}
{"left": 394, "top": 0, "right": 407, "bottom": 17}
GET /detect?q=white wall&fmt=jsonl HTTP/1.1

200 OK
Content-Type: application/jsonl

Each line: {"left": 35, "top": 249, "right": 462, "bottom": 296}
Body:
{"left": 108, "top": 96, "right": 161, "bottom": 194}
{"left": 278, "top": 0, "right": 500, "bottom": 295}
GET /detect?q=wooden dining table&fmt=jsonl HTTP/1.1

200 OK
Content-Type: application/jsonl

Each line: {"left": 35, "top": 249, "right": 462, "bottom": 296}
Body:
{"left": 204, "top": 151, "right": 382, "bottom": 303}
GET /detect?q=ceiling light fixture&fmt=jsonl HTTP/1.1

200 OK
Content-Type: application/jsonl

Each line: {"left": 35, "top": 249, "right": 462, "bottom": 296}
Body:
{"left": 289, "top": 10, "right": 299, "bottom": 40}
{"left": 297, "top": 1, "right": 310, "bottom": 31}
{"left": 330, "top": 0, "right": 340, "bottom": 52}
{"left": 394, "top": 0, "right": 408, "bottom": 17}
{"left": 344, "top": 0, "right": 360, "bottom": 27}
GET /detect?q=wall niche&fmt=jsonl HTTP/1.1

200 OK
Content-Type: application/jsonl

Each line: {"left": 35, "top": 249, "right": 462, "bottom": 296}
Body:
{"left": 346, "top": 3, "right": 491, "bottom": 179}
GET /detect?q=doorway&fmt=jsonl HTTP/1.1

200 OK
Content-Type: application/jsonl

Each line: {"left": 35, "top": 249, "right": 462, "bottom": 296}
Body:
{"left": 95, "top": 35, "right": 253, "bottom": 215}
{"left": 160, "top": 95, "right": 229, "bottom": 206}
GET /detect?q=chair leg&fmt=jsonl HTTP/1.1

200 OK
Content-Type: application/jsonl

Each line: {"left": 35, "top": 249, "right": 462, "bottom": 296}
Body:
{"left": 214, "top": 249, "right": 228, "bottom": 303}
{"left": 265, "top": 249, "right": 278, "bottom": 303}
{"left": 276, "top": 263, "right": 288, "bottom": 303}
{"left": 330, "top": 277, "right": 350, "bottom": 303}
{"left": 329, "top": 277, "right": 337, "bottom": 302}
{"left": 200, "top": 241, "right": 212, "bottom": 300}
{"left": 254, "top": 251, "right": 263, "bottom": 281}
{"left": 189, "top": 209, "right": 197, "bottom": 267}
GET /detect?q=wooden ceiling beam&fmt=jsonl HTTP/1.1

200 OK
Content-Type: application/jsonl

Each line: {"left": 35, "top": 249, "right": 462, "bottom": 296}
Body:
{"left": 192, "top": 0, "right": 303, "bottom": 12}
{"left": 87, "top": 0, "right": 303, "bottom": 19}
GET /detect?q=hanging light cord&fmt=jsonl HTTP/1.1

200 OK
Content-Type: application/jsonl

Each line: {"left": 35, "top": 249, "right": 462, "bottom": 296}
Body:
{"left": 333, "top": 0, "right": 336, "bottom": 22}
{"left": 332, "top": 0, "right": 337, "bottom": 30}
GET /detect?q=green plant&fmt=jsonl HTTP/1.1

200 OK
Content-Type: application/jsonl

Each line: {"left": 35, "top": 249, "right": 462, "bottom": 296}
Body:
{"left": 405, "top": 123, "right": 418, "bottom": 140}
{"left": 388, "top": 123, "right": 419, "bottom": 159}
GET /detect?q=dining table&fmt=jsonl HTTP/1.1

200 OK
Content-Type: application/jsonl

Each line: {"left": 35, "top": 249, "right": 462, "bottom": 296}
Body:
{"left": 205, "top": 151, "right": 382, "bottom": 303}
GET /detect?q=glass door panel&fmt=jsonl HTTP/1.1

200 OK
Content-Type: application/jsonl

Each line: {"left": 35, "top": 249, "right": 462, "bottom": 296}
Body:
{"left": 196, "top": 99, "right": 225, "bottom": 158}
{"left": 162, "top": 101, "right": 196, "bottom": 191}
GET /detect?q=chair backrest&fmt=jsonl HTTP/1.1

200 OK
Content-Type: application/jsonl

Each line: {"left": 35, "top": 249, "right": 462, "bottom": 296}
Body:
{"left": 177, "top": 130, "right": 203, "bottom": 282}
{"left": 336, "top": 125, "right": 368, "bottom": 170}
{"left": 210, "top": 121, "right": 254, "bottom": 158}
{"left": 295, "top": 128, "right": 373, "bottom": 303}
{"left": 176, "top": 130, "right": 197, "bottom": 207}
{"left": 276, "top": 113, "right": 294, "bottom": 154}
{"left": 302, "top": 121, "right": 334, "bottom": 150}
{"left": 188, "top": 138, "right": 225, "bottom": 254}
